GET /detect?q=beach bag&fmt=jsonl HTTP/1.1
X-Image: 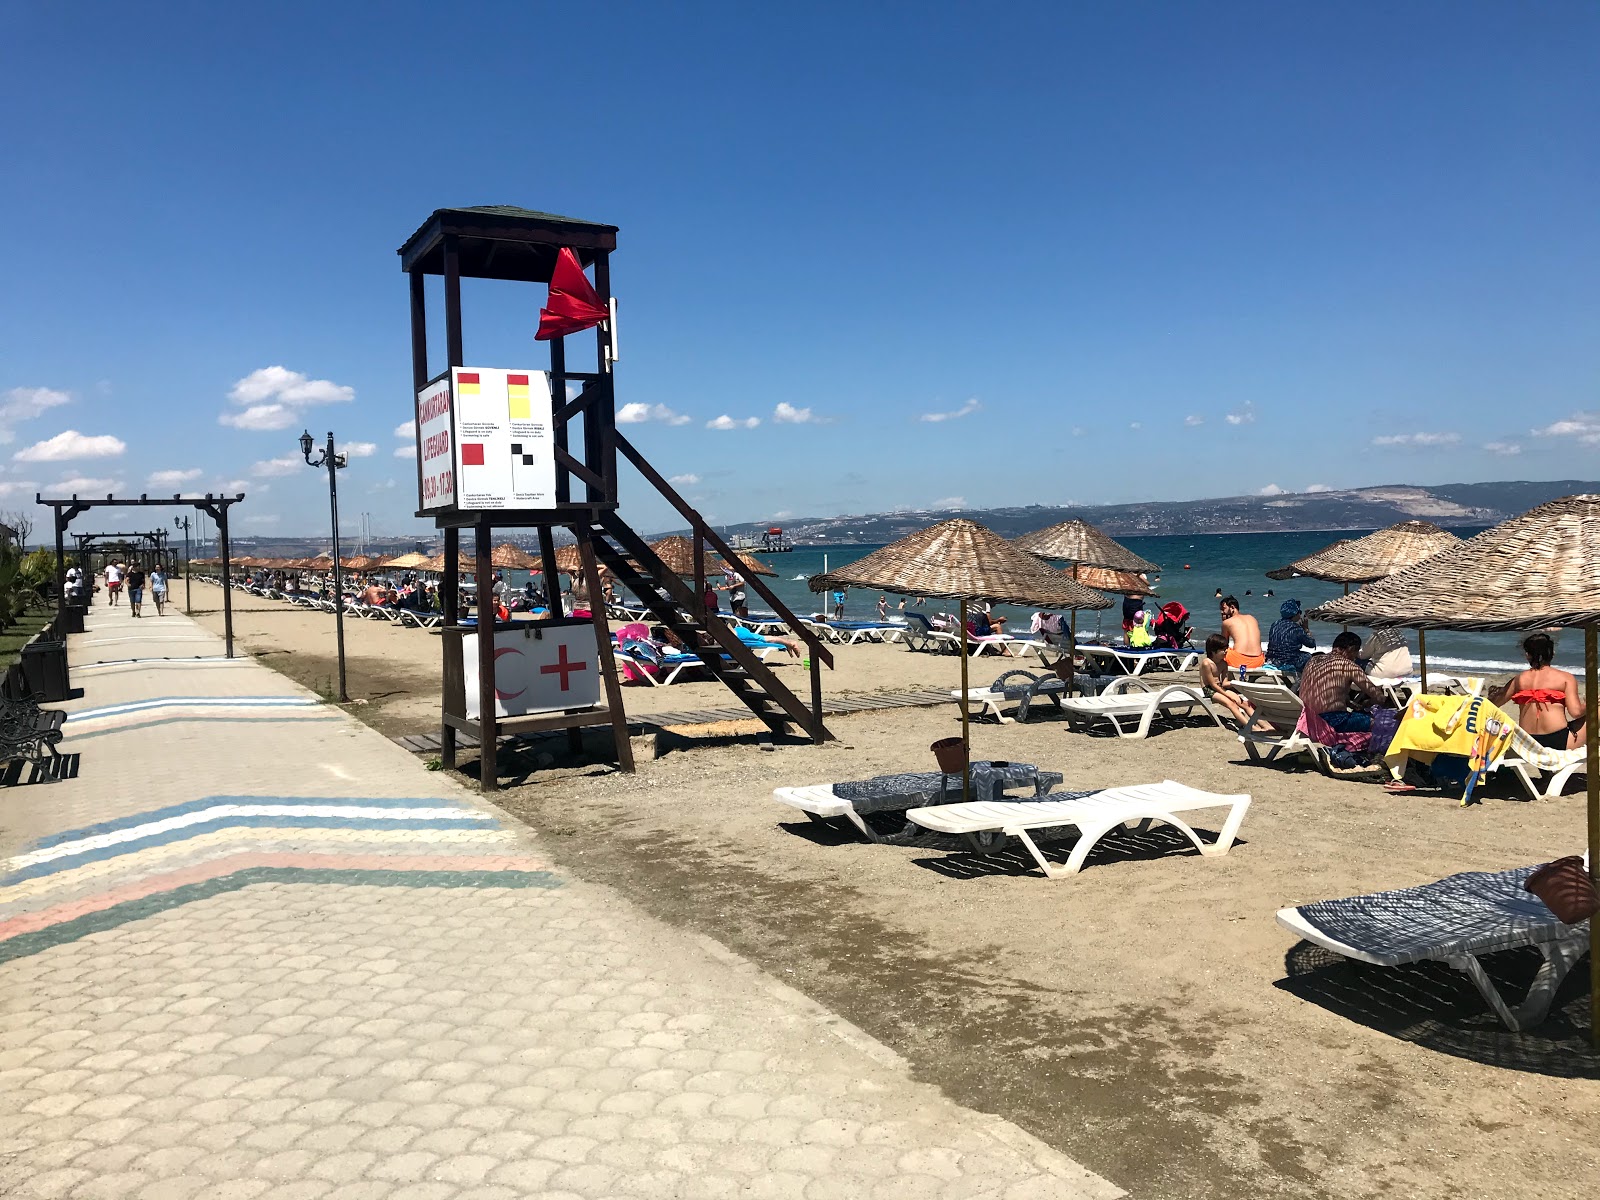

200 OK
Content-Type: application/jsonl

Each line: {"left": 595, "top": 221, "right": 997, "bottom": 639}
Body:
{"left": 1367, "top": 706, "right": 1402, "bottom": 759}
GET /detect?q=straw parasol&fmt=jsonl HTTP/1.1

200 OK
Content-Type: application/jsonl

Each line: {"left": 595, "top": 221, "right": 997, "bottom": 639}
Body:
{"left": 1266, "top": 539, "right": 1352, "bottom": 581}
{"left": 378, "top": 551, "right": 431, "bottom": 570}
{"left": 488, "top": 542, "right": 539, "bottom": 570}
{"left": 1013, "top": 519, "right": 1158, "bottom": 574}
{"left": 297, "top": 556, "right": 335, "bottom": 572}
{"left": 1271, "top": 521, "right": 1461, "bottom": 586}
{"left": 1072, "top": 566, "right": 1156, "bottom": 597}
{"left": 727, "top": 551, "right": 777, "bottom": 578}
{"left": 809, "top": 519, "right": 1110, "bottom": 799}
{"left": 645, "top": 536, "right": 729, "bottom": 577}
{"left": 341, "top": 555, "right": 379, "bottom": 571}
{"left": 1313, "top": 494, "right": 1600, "bottom": 1044}
{"left": 418, "top": 553, "right": 478, "bottom": 575}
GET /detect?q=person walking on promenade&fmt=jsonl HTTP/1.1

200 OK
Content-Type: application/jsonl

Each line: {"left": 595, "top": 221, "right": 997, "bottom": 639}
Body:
{"left": 105, "top": 561, "right": 123, "bottom": 605}
{"left": 149, "top": 566, "right": 168, "bottom": 616}
{"left": 125, "top": 563, "right": 147, "bottom": 617}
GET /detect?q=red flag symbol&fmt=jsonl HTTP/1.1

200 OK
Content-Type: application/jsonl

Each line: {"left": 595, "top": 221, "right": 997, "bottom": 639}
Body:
{"left": 536, "top": 247, "right": 608, "bottom": 341}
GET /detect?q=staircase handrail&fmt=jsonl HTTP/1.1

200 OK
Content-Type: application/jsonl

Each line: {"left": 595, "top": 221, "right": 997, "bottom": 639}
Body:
{"left": 613, "top": 432, "right": 834, "bottom": 670}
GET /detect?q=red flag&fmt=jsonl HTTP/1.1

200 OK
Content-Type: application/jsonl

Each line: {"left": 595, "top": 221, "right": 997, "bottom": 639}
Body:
{"left": 536, "top": 247, "right": 608, "bottom": 340}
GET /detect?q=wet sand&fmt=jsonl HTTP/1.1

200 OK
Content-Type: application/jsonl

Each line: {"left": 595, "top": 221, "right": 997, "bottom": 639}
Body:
{"left": 194, "top": 587, "right": 1600, "bottom": 1200}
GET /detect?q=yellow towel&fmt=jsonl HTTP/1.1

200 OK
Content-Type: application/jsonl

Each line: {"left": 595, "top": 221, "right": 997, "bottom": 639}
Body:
{"left": 1386, "top": 694, "right": 1518, "bottom": 772}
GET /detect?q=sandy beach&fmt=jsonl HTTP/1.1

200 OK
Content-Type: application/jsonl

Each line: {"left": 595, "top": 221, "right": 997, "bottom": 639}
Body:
{"left": 193, "top": 586, "right": 1600, "bottom": 1200}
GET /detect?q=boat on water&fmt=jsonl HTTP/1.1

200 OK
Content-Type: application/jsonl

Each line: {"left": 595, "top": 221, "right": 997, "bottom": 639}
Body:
{"left": 730, "top": 526, "right": 794, "bottom": 553}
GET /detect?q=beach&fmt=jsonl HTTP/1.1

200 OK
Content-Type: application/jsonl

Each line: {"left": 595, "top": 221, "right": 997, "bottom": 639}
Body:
{"left": 193, "top": 586, "right": 1600, "bottom": 1200}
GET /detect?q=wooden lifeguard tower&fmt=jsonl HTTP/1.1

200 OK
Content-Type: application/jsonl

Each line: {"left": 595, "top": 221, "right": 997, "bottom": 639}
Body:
{"left": 399, "top": 206, "right": 834, "bottom": 790}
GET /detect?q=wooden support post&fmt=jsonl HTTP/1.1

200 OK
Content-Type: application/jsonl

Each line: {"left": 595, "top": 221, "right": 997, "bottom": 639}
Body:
{"left": 577, "top": 526, "right": 634, "bottom": 773}
{"left": 809, "top": 652, "right": 824, "bottom": 744}
{"left": 694, "top": 533, "right": 705, "bottom": 619}
{"left": 53, "top": 510, "right": 67, "bottom": 626}
{"left": 551, "top": 337, "right": 570, "bottom": 505}
{"left": 443, "top": 234, "right": 463, "bottom": 368}
{"left": 475, "top": 519, "right": 497, "bottom": 791}
{"left": 1586, "top": 625, "right": 1598, "bottom": 1050}
{"left": 441, "top": 525, "right": 459, "bottom": 770}
{"left": 216, "top": 505, "right": 235, "bottom": 659}
{"left": 536, "top": 525, "right": 562, "bottom": 612}
{"left": 407, "top": 268, "right": 429, "bottom": 505}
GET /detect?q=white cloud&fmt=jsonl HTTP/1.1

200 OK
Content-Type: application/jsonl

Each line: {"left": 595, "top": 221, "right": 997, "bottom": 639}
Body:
{"left": 773, "top": 402, "right": 830, "bottom": 425}
{"left": 0, "top": 480, "right": 39, "bottom": 499}
{"left": 1129, "top": 421, "right": 1142, "bottom": 430}
{"left": 51, "top": 476, "right": 124, "bottom": 494}
{"left": 240, "top": 513, "right": 280, "bottom": 527}
{"left": 617, "top": 402, "right": 691, "bottom": 426}
{"left": 772, "top": 510, "right": 793, "bottom": 520}
{"left": 394, "top": 445, "right": 417, "bottom": 459}
{"left": 1372, "top": 431, "right": 1461, "bottom": 448}
{"left": 1483, "top": 441, "right": 1523, "bottom": 456}
{"left": 342, "top": 442, "right": 377, "bottom": 458}
{"left": 931, "top": 496, "right": 965, "bottom": 509}
{"left": 369, "top": 479, "right": 398, "bottom": 492}
{"left": 393, "top": 420, "right": 415, "bottom": 438}
{"left": 0, "top": 387, "right": 71, "bottom": 443}
{"left": 148, "top": 468, "right": 203, "bottom": 487}
{"left": 14, "top": 430, "right": 127, "bottom": 462}
{"left": 1071, "top": 426, "right": 1087, "bottom": 437}
{"left": 706, "top": 415, "right": 761, "bottom": 430}
{"left": 1225, "top": 402, "right": 1256, "bottom": 426}
{"left": 1258, "top": 483, "right": 1286, "bottom": 496}
{"left": 668, "top": 473, "right": 701, "bottom": 486}
{"left": 1184, "top": 414, "right": 1204, "bottom": 427}
{"left": 1305, "top": 483, "right": 1333, "bottom": 493}
{"left": 1531, "top": 413, "right": 1600, "bottom": 446}
{"left": 220, "top": 366, "right": 354, "bottom": 431}
{"left": 250, "top": 454, "right": 305, "bottom": 478}
{"left": 919, "top": 398, "right": 981, "bottom": 423}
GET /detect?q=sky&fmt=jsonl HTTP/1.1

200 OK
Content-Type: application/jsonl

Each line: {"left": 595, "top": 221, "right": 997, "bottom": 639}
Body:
{"left": 3, "top": 2, "right": 1597, "bottom": 542}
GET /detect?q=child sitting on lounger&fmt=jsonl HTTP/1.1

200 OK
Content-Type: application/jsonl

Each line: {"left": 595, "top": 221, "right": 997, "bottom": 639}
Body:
{"left": 1200, "top": 633, "right": 1254, "bottom": 723}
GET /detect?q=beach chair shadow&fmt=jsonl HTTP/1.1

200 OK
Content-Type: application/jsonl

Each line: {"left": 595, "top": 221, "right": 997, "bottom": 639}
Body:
{"left": 1, "top": 752, "right": 80, "bottom": 787}
{"left": 911, "top": 822, "right": 1240, "bottom": 880}
{"left": 1277, "top": 940, "right": 1599, "bottom": 1078}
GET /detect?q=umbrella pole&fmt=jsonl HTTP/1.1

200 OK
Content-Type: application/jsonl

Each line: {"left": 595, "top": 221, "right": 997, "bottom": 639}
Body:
{"left": 1587, "top": 624, "right": 1598, "bottom": 1050}
{"left": 1418, "top": 629, "right": 1428, "bottom": 694}
{"left": 960, "top": 598, "right": 970, "bottom": 804}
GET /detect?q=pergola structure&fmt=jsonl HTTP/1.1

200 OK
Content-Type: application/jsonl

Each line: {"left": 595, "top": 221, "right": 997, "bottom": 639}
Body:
{"left": 72, "top": 531, "right": 172, "bottom": 577}
{"left": 39, "top": 493, "right": 246, "bottom": 656}
{"left": 400, "top": 206, "right": 834, "bottom": 790}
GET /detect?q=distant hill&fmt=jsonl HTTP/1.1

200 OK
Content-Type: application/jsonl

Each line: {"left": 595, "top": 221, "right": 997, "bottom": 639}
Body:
{"left": 689, "top": 480, "right": 1600, "bottom": 544}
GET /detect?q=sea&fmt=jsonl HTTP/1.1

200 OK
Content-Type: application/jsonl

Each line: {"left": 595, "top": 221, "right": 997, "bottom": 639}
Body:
{"left": 493, "top": 527, "right": 1576, "bottom": 676}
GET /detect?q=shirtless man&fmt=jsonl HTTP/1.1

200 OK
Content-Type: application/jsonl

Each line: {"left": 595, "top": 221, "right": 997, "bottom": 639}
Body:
{"left": 1218, "top": 595, "right": 1263, "bottom": 670}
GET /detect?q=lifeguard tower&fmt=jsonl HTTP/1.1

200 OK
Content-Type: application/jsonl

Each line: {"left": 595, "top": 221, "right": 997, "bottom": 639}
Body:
{"left": 399, "top": 206, "right": 834, "bottom": 790}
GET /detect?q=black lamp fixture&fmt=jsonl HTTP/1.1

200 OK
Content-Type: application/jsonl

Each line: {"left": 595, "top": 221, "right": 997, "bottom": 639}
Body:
{"left": 300, "top": 429, "right": 350, "bottom": 702}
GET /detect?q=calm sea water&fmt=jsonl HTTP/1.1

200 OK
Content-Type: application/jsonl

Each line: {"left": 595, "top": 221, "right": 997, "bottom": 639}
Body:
{"left": 665, "top": 529, "right": 1577, "bottom": 675}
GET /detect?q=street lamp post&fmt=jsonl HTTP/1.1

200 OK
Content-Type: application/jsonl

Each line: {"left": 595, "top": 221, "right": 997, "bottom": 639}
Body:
{"left": 173, "top": 516, "right": 192, "bottom": 614}
{"left": 300, "top": 429, "right": 349, "bottom": 703}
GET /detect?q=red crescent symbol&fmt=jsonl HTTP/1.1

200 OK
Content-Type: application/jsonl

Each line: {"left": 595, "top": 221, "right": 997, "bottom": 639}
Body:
{"left": 493, "top": 646, "right": 526, "bottom": 699}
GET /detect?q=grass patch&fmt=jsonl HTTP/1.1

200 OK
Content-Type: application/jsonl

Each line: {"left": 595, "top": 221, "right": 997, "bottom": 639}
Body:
{"left": 0, "top": 611, "right": 53, "bottom": 671}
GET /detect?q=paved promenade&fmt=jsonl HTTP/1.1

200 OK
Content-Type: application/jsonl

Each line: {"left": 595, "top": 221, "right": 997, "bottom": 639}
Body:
{"left": 0, "top": 598, "right": 1121, "bottom": 1200}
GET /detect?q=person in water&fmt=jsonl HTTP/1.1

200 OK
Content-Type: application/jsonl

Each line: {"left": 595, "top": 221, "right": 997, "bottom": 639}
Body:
{"left": 1488, "top": 633, "right": 1587, "bottom": 751}
{"left": 1218, "top": 595, "right": 1263, "bottom": 670}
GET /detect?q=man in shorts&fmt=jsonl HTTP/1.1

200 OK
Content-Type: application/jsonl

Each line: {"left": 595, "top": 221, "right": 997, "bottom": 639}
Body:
{"left": 125, "top": 563, "right": 147, "bottom": 617}
{"left": 105, "top": 561, "right": 123, "bottom": 605}
{"left": 149, "top": 566, "right": 168, "bottom": 616}
{"left": 1218, "top": 595, "right": 1264, "bottom": 671}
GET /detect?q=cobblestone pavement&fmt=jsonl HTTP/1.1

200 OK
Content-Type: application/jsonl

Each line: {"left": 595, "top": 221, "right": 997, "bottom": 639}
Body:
{"left": 0, "top": 599, "right": 1122, "bottom": 1199}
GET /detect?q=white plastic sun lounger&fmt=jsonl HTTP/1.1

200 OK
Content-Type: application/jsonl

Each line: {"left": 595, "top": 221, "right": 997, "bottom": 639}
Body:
{"left": 1078, "top": 645, "right": 1200, "bottom": 676}
{"left": 1060, "top": 683, "right": 1227, "bottom": 740}
{"left": 1276, "top": 861, "right": 1591, "bottom": 1030}
{"left": 908, "top": 781, "right": 1251, "bottom": 879}
{"left": 1232, "top": 680, "right": 1335, "bottom": 773}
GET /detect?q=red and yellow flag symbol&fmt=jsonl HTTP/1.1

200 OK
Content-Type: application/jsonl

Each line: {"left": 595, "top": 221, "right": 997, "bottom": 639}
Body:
{"left": 507, "top": 374, "right": 530, "bottom": 420}
{"left": 457, "top": 372, "right": 480, "bottom": 396}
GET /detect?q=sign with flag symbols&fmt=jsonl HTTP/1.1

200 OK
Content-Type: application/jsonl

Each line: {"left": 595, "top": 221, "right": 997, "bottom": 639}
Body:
{"left": 461, "top": 622, "right": 601, "bottom": 718}
{"left": 415, "top": 366, "right": 556, "bottom": 512}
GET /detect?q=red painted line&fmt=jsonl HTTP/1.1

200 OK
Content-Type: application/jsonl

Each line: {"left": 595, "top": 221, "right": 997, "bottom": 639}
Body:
{"left": 0, "top": 852, "right": 546, "bottom": 941}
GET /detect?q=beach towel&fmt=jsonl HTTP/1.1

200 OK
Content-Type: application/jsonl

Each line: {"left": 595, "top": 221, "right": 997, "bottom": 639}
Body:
{"left": 1296, "top": 708, "right": 1371, "bottom": 755}
{"left": 1385, "top": 694, "right": 1518, "bottom": 784}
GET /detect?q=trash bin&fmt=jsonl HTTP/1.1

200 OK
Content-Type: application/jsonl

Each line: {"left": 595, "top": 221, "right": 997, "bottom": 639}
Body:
{"left": 57, "top": 605, "right": 86, "bottom": 635}
{"left": 20, "top": 636, "right": 70, "bottom": 702}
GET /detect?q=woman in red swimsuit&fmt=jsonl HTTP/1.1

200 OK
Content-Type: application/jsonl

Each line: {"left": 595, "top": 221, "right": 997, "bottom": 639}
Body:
{"left": 1488, "top": 633, "right": 1587, "bottom": 751}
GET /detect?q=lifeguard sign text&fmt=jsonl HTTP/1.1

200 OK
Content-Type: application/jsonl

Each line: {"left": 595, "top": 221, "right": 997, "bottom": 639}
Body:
{"left": 415, "top": 377, "right": 455, "bottom": 510}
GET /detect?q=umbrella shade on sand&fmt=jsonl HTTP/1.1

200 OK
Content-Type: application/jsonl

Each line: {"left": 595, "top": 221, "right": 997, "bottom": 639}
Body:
{"left": 1012, "top": 519, "right": 1158, "bottom": 574}
{"left": 1312, "top": 494, "right": 1600, "bottom": 1046}
{"left": 809, "top": 518, "right": 1109, "bottom": 800}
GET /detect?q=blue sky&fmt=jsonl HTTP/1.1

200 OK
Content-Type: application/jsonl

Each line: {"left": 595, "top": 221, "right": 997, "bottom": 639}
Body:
{"left": 4, "top": 2, "right": 1597, "bottom": 541}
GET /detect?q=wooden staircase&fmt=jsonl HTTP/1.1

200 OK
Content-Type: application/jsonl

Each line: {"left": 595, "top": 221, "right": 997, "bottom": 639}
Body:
{"left": 587, "top": 512, "right": 833, "bottom": 741}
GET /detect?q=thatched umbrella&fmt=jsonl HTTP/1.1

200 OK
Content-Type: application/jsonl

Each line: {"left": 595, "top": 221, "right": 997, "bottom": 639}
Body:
{"left": 646, "top": 536, "right": 729, "bottom": 577}
{"left": 810, "top": 518, "right": 1110, "bottom": 798}
{"left": 378, "top": 551, "right": 431, "bottom": 570}
{"left": 341, "top": 555, "right": 378, "bottom": 571}
{"left": 1073, "top": 566, "right": 1156, "bottom": 597}
{"left": 418, "top": 553, "right": 478, "bottom": 576}
{"left": 298, "top": 555, "right": 335, "bottom": 572}
{"left": 1271, "top": 521, "right": 1463, "bottom": 680}
{"left": 1266, "top": 538, "right": 1352, "bottom": 581}
{"left": 727, "top": 551, "right": 777, "bottom": 578}
{"left": 488, "top": 542, "right": 538, "bottom": 570}
{"left": 1013, "top": 519, "right": 1158, "bottom": 574}
{"left": 1312, "top": 494, "right": 1600, "bottom": 1043}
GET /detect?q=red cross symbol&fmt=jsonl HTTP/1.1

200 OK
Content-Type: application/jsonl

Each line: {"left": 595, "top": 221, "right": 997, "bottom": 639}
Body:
{"left": 540, "top": 642, "right": 589, "bottom": 691}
